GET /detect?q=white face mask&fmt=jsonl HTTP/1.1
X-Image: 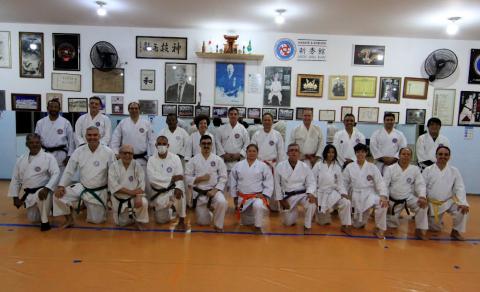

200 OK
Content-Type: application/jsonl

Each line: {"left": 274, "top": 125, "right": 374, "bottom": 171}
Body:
{"left": 157, "top": 145, "right": 168, "bottom": 154}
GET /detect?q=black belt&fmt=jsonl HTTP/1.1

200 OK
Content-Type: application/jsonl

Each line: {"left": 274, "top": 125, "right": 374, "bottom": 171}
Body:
{"left": 192, "top": 187, "right": 213, "bottom": 209}
{"left": 150, "top": 182, "right": 176, "bottom": 202}
{"left": 19, "top": 186, "right": 44, "bottom": 208}
{"left": 283, "top": 189, "right": 307, "bottom": 200}
{"left": 133, "top": 151, "right": 148, "bottom": 161}
{"left": 390, "top": 197, "right": 410, "bottom": 216}
{"left": 113, "top": 195, "right": 135, "bottom": 219}
{"left": 42, "top": 144, "right": 68, "bottom": 154}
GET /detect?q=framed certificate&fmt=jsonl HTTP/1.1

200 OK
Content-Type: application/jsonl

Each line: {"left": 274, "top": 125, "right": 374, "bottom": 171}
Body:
{"left": 351, "top": 76, "right": 377, "bottom": 98}
{"left": 319, "top": 110, "right": 336, "bottom": 121}
{"left": 357, "top": 107, "right": 379, "bottom": 123}
{"left": 403, "top": 77, "right": 428, "bottom": 99}
{"left": 92, "top": 68, "right": 124, "bottom": 93}
{"left": 432, "top": 89, "right": 455, "bottom": 126}
{"left": 51, "top": 73, "right": 81, "bottom": 92}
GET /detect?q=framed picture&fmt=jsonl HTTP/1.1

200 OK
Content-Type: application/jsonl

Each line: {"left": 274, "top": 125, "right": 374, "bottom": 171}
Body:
{"left": 237, "top": 107, "right": 246, "bottom": 118}
{"left": 215, "top": 62, "right": 245, "bottom": 105}
{"left": 353, "top": 45, "right": 385, "bottom": 66}
{"left": 328, "top": 75, "right": 348, "bottom": 100}
{"left": 68, "top": 98, "right": 88, "bottom": 113}
{"left": 178, "top": 105, "right": 194, "bottom": 117}
{"left": 46, "top": 93, "right": 63, "bottom": 109}
{"left": 296, "top": 74, "right": 323, "bottom": 97}
{"left": 296, "top": 107, "right": 313, "bottom": 120}
{"left": 0, "top": 90, "right": 5, "bottom": 111}
{"left": 51, "top": 72, "right": 81, "bottom": 92}
{"left": 111, "top": 96, "right": 124, "bottom": 115}
{"left": 357, "top": 107, "right": 379, "bottom": 123}
{"left": 468, "top": 49, "right": 480, "bottom": 84}
{"left": 212, "top": 106, "right": 228, "bottom": 118}
{"left": 0, "top": 31, "right": 12, "bottom": 68}
{"left": 19, "top": 32, "right": 44, "bottom": 78}
{"left": 96, "top": 95, "right": 107, "bottom": 114}
{"left": 53, "top": 33, "right": 80, "bottom": 71}
{"left": 247, "top": 108, "right": 261, "bottom": 119}
{"left": 137, "top": 100, "right": 157, "bottom": 115}
{"left": 165, "top": 63, "right": 196, "bottom": 103}
{"left": 319, "top": 110, "right": 336, "bottom": 122}
{"left": 262, "top": 108, "right": 278, "bottom": 120}
{"left": 379, "top": 77, "right": 401, "bottom": 104}
{"left": 92, "top": 68, "right": 124, "bottom": 93}
{"left": 11, "top": 93, "right": 41, "bottom": 111}
{"left": 278, "top": 108, "right": 294, "bottom": 120}
{"left": 403, "top": 77, "right": 428, "bottom": 99}
{"left": 352, "top": 76, "right": 377, "bottom": 98}
{"left": 195, "top": 106, "right": 210, "bottom": 117}
{"left": 406, "top": 109, "right": 426, "bottom": 125}
{"left": 136, "top": 36, "right": 187, "bottom": 60}
{"left": 385, "top": 111, "right": 400, "bottom": 124}
{"left": 264, "top": 66, "right": 292, "bottom": 106}
{"left": 162, "top": 104, "right": 177, "bottom": 116}
{"left": 340, "top": 106, "right": 353, "bottom": 121}
{"left": 458, "top": 91, "right": 480, "bottom": 127}
{"left": 140, "top": 69, "right": 155, "bottom": 91}
{"left": 432, "top": 89, "right": 456, "bottom": 126}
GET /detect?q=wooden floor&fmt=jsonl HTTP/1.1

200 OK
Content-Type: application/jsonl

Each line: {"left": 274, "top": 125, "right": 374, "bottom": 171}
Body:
{"left": 1, "top": 180, "right": 479, "bottom": 292}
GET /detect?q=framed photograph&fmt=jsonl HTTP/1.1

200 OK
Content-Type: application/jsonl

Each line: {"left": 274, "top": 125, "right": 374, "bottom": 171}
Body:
{"left": 178, "top": 105, "right": 194, "bottom": 117}
{"left": 319, "top": 110, "right": 336, "bottom": 122}
{"left": 165, "top": 63, "right": 196, "bottom": 103}
{"left": 458, "top": 91, "right": 480, "bottom": 127}
{"left": 340, "top": 106, "right": 353, "bottom": 121}
{"left": 111, "top": 96, "right": 124, "bottom": 115}
{"left": 195, "top": 106, "right": 210, "bottom": 117}
{"left": 0, "top": 31, "right": 11, "bottom": 68}
{"left": 264, "top": 66, "right": 292, "bottom": 106}
{"left": 353, "top": 45, "right": 385, "bottom": 66}
{"left": 46, "top": 93, "right": 63, "bottom": 109}
{"left": 53, "top": 33, "right": 80, "bottom": 71}
{"left": 51, "top": 72, "right": 81, "bottom": 92}
{"left": 237, "top": 107, "right": 247, "bottom": 118}
{"left": 19, "top": 32, "right": 44, "bottom": 78}
{"left": 11, "top": 93, "right": 41, "bottom": 111}
{"left": 212, "top": 106, "right": 228, "bottom": 118}
{"left": 352, "top": 76, "right": 377, "bottom": 98}
{"left": 379, "top": 77, "right": 401, "bottom": 104}
{"left": 278, "top": 108, "right": 294, "bottom": 120}
{"left": 468, "top": 49, "right": 480, "bottom": 84}
{"left": 215, "top": 62, "right": 245, "bottom": 105}
{"left": 296, "top": 74, "right": 324, "bottom": 97}
{"left": 403, "top": 77, "right": 428, "bottom": 99}
{"left": 357, "top": 107, "right": 379, "bottom": 123}
{"left": 92, "top": 68, "right": 124, "bottom": 93}
{"left": 140, "top": 69, "right": 155, "bottom": 91}
{"left": 262, "top": 108, "right": 278, "bottom": 120}
{"left": 406, "top": 109, "right": 426, "bottom": 125}
{"left": 68, "top": 98, "right": 88, "bottom": 113}
{"left": 385, "top": 111, "right": 400, "bottom": 124}
{"left": 96, "top": 95, "right": 107, "bottom": 114}
{"left": 138, "top": 100, "right": 158, "bottom": 115}
{"left": 328, "top": 75, "right": 348, "bottom": 100}
{"left": 247, "top": 108, "right": 261, "bottom": 119}
{"left": 136, "top": 36, "right": 187, "bottom": 60}
{"left": 296, "top": 107, "right": 313, "bottom": 120}
{"left": 432, "top": 89, "right": 455, "bottom": 126}
{"left": 162, "top": 104, "right": 177, "bottom": 116}
{"left": 0, "top": 90, "right": 5, "bottom": 111}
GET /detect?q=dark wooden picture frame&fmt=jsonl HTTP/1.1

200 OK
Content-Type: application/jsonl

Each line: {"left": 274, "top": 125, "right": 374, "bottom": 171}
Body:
{"left": 11, "top": 93, "right": 41, "bottom": 111}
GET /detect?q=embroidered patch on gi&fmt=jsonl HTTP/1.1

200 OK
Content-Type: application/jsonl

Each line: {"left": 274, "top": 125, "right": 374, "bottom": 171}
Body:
{"left": 367, "top": 175, "right": 373, "bottom": 181}
{"left": 406, "top": 177, "right": 413, "bottom": 184}
{"left": 166, "top": 167, "right": 173, "bottom": 173}
{"left": 139, "top": 128, "right": 145, "bottom": 133}
{"left": 234, "top": 133, "right": 240, "bottom": 139}
{"left": 439, "top": 143, "right": 444, "bottom": 147}
{"left": 34, "top": 166, "right": 41, "bottom": 172}
{"left": 95, "top": 122, "right": 101, "bottom": 127}
{"left": 392, "top": 138, "right": 398, "bottom": 143}
{"left": 57, "top": 129, "right": 63, "bottom": 135}
{"left": 355, "top": 138, "right": 360, "bottom": 143}
{"left": 93, "top": 161, "right": 100, "bottom": 167}
{"left": 129, "top": 176, "right": 134, "bottom": 182}
{"left": 211, "top": 161, "right": 216, "bottom": 167}
{"left": 176, "top": 136, "right": 181, "bottom": 140}
{"left": 269, "top": 140, "right": 275, "bottom": 146}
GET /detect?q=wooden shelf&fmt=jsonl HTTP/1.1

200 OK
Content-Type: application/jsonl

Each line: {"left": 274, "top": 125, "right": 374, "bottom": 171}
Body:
{"left": 195, "top": 52, "right": 264, "bottom": 61}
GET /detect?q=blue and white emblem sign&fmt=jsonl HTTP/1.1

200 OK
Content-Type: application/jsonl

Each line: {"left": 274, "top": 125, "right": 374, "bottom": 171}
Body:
{"left": 274, "top": 38, "right": 296, "bottom": 61}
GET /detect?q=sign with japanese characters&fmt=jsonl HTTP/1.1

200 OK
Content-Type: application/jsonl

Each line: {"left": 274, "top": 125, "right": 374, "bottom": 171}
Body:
{"left": 296, "top": 39, "right": 327, "bottom": 61}
{"left": 136, "top": 36, "right": 187, "bottom": 60}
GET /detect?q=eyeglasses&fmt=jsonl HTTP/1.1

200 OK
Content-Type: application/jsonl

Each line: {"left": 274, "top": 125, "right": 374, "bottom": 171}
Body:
{"left": 201, "top": 142, "right": 212, "bottom": 145}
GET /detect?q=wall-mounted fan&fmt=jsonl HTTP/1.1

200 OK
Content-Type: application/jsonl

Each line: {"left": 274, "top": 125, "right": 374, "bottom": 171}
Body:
{"left": 90, "top": 41, "right": 118, "bottom": 70}
{"left": 424, "top": 49, "right": 458, "bottom": 82}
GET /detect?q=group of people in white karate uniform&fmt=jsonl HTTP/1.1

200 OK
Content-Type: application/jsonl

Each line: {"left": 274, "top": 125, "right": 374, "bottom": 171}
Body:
{"left": 7, "top": 97, "right": 470, "bottom": 240}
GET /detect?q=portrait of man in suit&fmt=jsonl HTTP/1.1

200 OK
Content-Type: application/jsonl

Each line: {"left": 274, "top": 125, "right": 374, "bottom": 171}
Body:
{"left": 165, "top": 64, "right": 196, "bottom": 104}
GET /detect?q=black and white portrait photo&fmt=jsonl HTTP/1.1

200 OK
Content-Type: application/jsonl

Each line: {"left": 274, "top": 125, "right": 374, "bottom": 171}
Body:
{"left": 263, "top": 66, "right": 291, "bottom": 107}
{"left": 165, "top": 63, "right": 196, "bottom": 104}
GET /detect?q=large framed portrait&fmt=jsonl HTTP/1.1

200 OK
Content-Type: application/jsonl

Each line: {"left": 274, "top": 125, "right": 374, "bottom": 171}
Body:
{"left": 11, "top": 93, "right": 41, "bottom": 111}
{"left": 357, "top": 107, "right": 379, "bottom": 123}
{"left": 46, "top": 93, "right": 63, "bottom": 110}
{"left": 178, "top": 105, "right": 194, "bottom": 117}
{"left": 262, "top": 108, "right": 278, "bottom": 120}
{"left": 165, "top": 63, "right": 196, "bottom": 104}
{"left": 0, "top": 31, "right": 12, "bottom": 68}
{"left": 139, "top": 100, "right": 158, "bottom": 115}
{"left": 352, "top": 76, "right": 377, "bottom": 98}
{"left": 353, "top": 45, "right": 385, "bottom": 66}
{"left": 406, "top": 109, "right": 426, "bottom": 125}
{"left": 403, "top": 77, "right": 429, "bottom": 99}
{"left": 247, "top": 108, "right": 261, "bottom": 119}
{"left": 264, "top": 66, "right": 292, "bottom": 106}
{"left": 340, "top": 106, "right": 353, "bottom": 121}
{"left": 296, "top": 74, "right": 323, "bottom": 97}
{"left": 296, "top": 107, "right": 313, "bottom": 120}
{"left": 68, "top": 98, "right": 88, "bottom": 113}
{"left": 385, "top": 111, "right": 400, "bottom": 124}
{"left": 195, "top": 106, "right": 210, "bottom": 117}
{"left": 328, "top": 75, "right": 348, "bottom": 100}
{"left": 92, "top": 68, "right": 124, "bottom": 93}
{"left": 237, "top": 107, "right": 247, "bottom": 118}
{"left": 379, "top": 77, "right": 401, "bottom": 104}
{"left": 162, "top": 104, "right": 177, "bottom": 116}
{"left": 53, "top": 33, "right": 80, "bottom": 71}
{"left": 212, "top": 106, "right": 228, "bottom": 118}
{"left": 215, "top": 62, "right": 245, "bottom": 105}
{"left": 278, "top": 108, "right": 294, "bottom": 120}
{"left": 458, "top": 91, "right": 480, "bottom": 127}
{"left": 319, "top": 110, "right": 336, "bottom": 122}
{"left": 468, "top": 49, "right": 480, "bottom": 84}
{"left": 19, "top": 32, "right": 44, "bottom": 78}
{"left": 140, "top": 69, "right": 155, "bottom": 91}
{"left": 51, "top": 72, "right": 81, "bottom": 92}
{"left": 136, "top": 36, "right": 187, "bottom": 60}
{"left": 432, "top": 88, "right": 455, "bottom": 126}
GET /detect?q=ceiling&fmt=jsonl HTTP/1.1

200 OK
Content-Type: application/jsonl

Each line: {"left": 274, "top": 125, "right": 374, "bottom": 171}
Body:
{"left": 1, "top": 0, "right": 480, "bottom": 40}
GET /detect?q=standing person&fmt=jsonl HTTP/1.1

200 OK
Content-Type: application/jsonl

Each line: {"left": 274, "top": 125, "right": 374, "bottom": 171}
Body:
{"left": 165, "top": 65, "right": 195, "bottom": 103}
{"left": 288, "top": 108, "right": 323, "bottom": 168}
{"left": 75, "top": 96, "right": 111, "bottom": 147}
{"left": 423, "top": 146, "right": 469, "bottom": 241}
{"left": 370, "top": 112, "right": 407, "bottom": 174}
{"left": 416, "top": 117, "right": 450, "bottom": 170}
{"left": 333, "top": 114, "right": 366, "bottom": 169}
{"left": 8, "top": 133, "right": 60, "bottom": 231}
{"left": 184, "top": 115, "right": 216, "bottom": 161}
{"left": 35, "top": 98, "right": 75, "bottom": 172}
{"left": 158, "top": 113, "right": 189, "bottom": 159}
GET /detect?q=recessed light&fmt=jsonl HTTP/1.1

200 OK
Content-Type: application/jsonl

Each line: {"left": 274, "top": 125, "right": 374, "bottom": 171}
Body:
{"left": 275, "top": 9, "right": 286, "bottom": 25}
{"left": 96, "top": 1, "right": 107, "bottom": 17}
{"left": 446, "top": 16, "right": 461, "bottom": 35}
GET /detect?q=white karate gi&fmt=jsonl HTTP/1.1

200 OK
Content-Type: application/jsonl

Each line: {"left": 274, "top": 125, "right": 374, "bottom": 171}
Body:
{"left": 370, "top": 128, "right": 407, "bottom": 174}
{"left": 416, "top": 133, "right": 450, "bottom": 165}
{"left": 274, "top": 160, "right": 317, "bottom": 229}
{"left": 423, "top": 164, "right": 468, "bottom": 233}
{"left": 333, "top": 129, "right": 366, "bottom": 166}
{"left": 8, "top": 150, "right": 60, "bottom": 223}
{"left": 343, "top": 161, "right": 388, "bottom": 231}
{"left": 75, "top": 113, "right": 112, "bottom": 147}
{"left": 312, "top": 161, "right": 351, "bottom": 226}
{"left": 184, "top": 131, "right": 216, "bottom": 161}
{"left": 216, "top": 122, "right": 250, "bottom": 170}
{"left": 110, "top": 117, "right": 155, "bottom": 162}
{"left": 108, "top": 159, "right": 149, "bottom": 226}
{"left": 383, "top": 164, "right": 428, "bottom": 230}
{"left": 288, "top": 123, "right": 324, "bottom": 168}
{"left": 185, "top": 153, "right": 228, "bottom": 229}
{"left": 229, "top": 160, "right": 273, "bottom": 228}
{"left": 158, "top": 127, "right": 189, "bottom": 157}
{"left": 53, "top": 144, "right": 116, "bottom": 223}
{"left": 147, "top": 152, "right": 186, "bottom": 224}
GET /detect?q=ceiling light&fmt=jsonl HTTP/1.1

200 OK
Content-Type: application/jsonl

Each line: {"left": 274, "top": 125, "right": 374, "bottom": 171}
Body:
{"left": 446, "top": 16, "right": 461, "bottom": 35}
{"left": 96, "top": 1, "right": 107, "bottom": 16}
{"left": 275, "top": 9, "right": 286, "bottom": 25}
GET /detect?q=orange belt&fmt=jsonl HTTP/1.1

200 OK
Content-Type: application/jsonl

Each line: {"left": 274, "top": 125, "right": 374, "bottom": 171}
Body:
{"left": 263, "top": 159, "right": 277, "bottom": 174}
{"left": 236, "top": 192, "right": 270, "bottom": 220}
